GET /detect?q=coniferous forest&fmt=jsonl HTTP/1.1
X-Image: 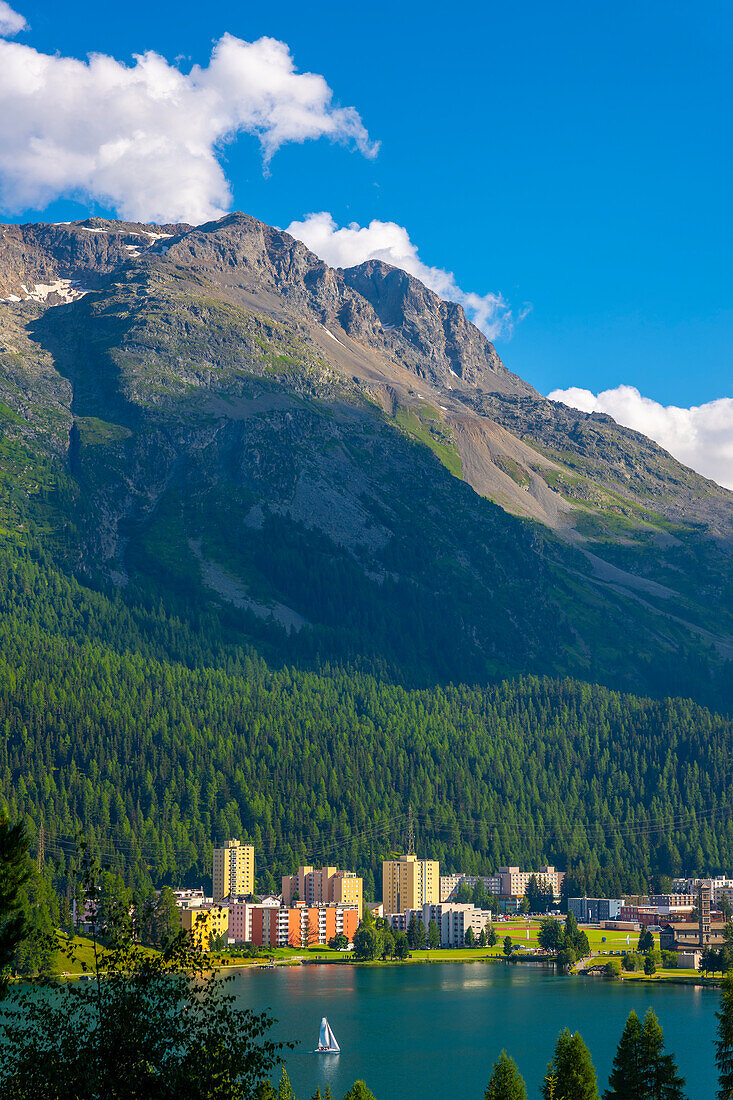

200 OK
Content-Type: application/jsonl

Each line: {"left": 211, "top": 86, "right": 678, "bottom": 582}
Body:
{"left": 2, "top": 532, "right": 733, "bottom": 903}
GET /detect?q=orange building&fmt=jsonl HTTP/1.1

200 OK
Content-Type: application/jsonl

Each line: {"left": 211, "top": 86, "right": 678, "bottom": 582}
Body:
{"left": 250, "top": 903, "right": 359, "bottom": 948}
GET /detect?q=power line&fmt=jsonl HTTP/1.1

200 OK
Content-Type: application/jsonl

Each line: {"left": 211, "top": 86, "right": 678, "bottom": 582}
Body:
{"left": 35, "top": 796, "right": 733, "bottom": 881}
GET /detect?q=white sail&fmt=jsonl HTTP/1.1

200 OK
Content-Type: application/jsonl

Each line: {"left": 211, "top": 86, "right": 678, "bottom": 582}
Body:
{"left": 324, "top": 1020, "right": 340, "bottom": 1052}
{"left": 316, "top": 1016, "right": 340, "bottom": 1052}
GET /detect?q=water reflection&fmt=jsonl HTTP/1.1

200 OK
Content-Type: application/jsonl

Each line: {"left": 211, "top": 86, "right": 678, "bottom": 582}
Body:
{"left": 231, "top": 963, "right": 718, "bottom": 1100}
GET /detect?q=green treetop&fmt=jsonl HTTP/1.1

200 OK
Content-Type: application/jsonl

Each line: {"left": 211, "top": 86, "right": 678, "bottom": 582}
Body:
{"left": 639, "top": 1009, "right": 686, "bottom": 1100}
{"left": 352, "top": 915, "right": 379, "bottom": 961}
{"left": 542, "top": 1029, "right": 599, "bottom": 1100}
{"left": 538, "top": 917, "right": 564, "bottom": 952}
{"left": 638, "top": 928, "right": 654, "bottom": 954}
{"left": 484, "top": 1050, "right": 527, "bottom": 1100}
{"left": 277, "top": 1066, "right": 295, "bottom": 1100}
{"left": 343, "top": 1082, "right": 377, "bottom": 1100}
{"left": 604, "top": 1011, "right": 644, "bottom": 1099}
{"left": 394, "top": 931, "right": 409, "bottom": 959}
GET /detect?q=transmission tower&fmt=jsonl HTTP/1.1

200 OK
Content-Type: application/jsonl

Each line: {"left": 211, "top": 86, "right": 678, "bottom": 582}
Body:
{"left": 407, "top": 805, "right": 415, "bottom": 856}
{"left": 37, "top": 823, "right": 45, "bottom": 873}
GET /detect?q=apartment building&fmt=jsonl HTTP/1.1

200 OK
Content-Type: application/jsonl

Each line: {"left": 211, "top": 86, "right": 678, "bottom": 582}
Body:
{"left": 250, "top": 903, "right": 360, "bottom": 949}
{"left": 282, "top": 865, "right": 363, "bottom": 918}
{"left": 422, "top": 903, "right": 492, "bottom": 948}
{"left": 497, "top": 866, "right": 564, "bottom": 901}
{"left": 388, "top": 902, "right": 491, "bottom": 947}
{"left": 568, "top": 898, "right": 624, "bottom": 923}
{"left": 171, "top": 888, "right": 207, "bottom": 907}
{"left": 620, "top": 896, "right": 694, "bottom": 926}
{"left": 212, "top": 839, "right": 254, "bottom": 903}
{"left": 226, "top": 895, "right": 281, "bottom": 943}
{"left": 382, "top": 853, "right": 440, "bottom": 915}
{"left": 672, "top": 876, "right": 733, "bottom": 908}
{"left": 180, "top": 903, "right": 229, "bottom": 951}
{"left": 440, "top": 874, "right": 501, "bottom": 902}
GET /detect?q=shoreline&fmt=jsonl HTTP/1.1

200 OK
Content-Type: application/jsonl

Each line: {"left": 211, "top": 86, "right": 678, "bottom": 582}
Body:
{"left": 19, "top": 951, "right": 724, "bottom": 989}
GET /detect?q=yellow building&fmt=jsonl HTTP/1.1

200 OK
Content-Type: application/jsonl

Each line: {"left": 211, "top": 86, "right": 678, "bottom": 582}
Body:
{"left": 282, "top": 865, "right": 363, "bottom": 918}
{"left": 382, "top": 853, "right": 440, "bottom": 915}
{"left": 212, "top": 839, "right": 254, "bottom": 902}
{"left": 180, "top": 904, "right": 229, "bottom": 951}
{"left": 332, "top": 871, "right": 363, "bottom": 917}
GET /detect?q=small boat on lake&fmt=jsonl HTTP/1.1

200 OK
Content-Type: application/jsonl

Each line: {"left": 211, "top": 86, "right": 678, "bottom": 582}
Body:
{"left": 315, "top": 1016, "right": 340, "bottom": 1053}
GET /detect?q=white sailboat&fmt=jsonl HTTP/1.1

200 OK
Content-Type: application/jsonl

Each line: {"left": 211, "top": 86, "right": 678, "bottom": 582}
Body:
{"left": 315, "top": 1016, "right": 340, "bottom": 1053}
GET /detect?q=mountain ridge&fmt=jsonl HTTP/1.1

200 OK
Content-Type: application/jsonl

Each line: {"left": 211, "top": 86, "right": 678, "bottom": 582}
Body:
{"left": 1, "top": 210, "right": 732, "bottom": 702}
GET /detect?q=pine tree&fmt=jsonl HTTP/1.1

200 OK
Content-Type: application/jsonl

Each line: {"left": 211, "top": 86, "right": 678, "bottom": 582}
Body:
{"left": 277, "top": 1066, "right": 295, "bottom": 1100}
{"left": 640, "top": 1009, "right": 686, "bottom": 1100}
{"left": 485, "top": 1050, "right": 527, "bottom": 1100}
{"left": 604, "top": 1011, "right": 643, "bottom": 1099}
{"left": 256, "top": 1084, "right": 278, "bottom": 1100}
{"left": 343, "top": 1083, "right": 377, "bottom": 1100}
{"left": 716, "top": 972, "right": 733, "bottom": 1100}
{"left": 542, "top": 1028, "right": 599, "bottom": 1100}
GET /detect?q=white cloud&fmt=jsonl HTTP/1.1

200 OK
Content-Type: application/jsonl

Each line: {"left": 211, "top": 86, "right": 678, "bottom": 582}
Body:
{"left": 0, "top": 31, "right": 376, "bottom": 224}
{"left": 285, "top": 211, "right": 521, "bottom": 341}
{"left": 548, "top": 383, "right": 733, "bottom": 490}
{"left": 0, "top": 2, "right": 26, "bottom": 37}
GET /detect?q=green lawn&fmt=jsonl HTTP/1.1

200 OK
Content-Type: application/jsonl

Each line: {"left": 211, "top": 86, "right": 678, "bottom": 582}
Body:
{"left": 407, "top": 948, "right": 497, "bottom": 962}
{"left": 582, "top": 926, "right": 650, "bottom": 951}
{"left": 51, "top": 934, "right": 159, "bottom": 977}
{"left": 211, "top": 945, "right": 346, "bottom": 966}
{"left": 52, "top": 934, "right": 102, "bottom": 977}
{"left": 483, "top": 919, "right": 645, "bottom": 953}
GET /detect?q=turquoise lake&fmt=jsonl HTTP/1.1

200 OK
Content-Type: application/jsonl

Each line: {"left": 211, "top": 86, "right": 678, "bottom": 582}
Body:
{"left": 229, "top": 961, "right": 719, "bottom": 1099}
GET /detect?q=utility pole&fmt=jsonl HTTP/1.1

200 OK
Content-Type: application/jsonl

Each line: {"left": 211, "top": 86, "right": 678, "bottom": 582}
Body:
{"left": 37, "top": 822, "right": 45, "bottom": 873}
{"left": 407, "top": 805, "right": 415, "bottom": 856}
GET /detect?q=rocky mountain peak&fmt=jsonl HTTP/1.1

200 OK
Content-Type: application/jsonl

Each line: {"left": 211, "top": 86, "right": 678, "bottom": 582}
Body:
{"left": 0, "top": 217, "right": 186, "bottom": 302}
{"left": 0, "top": 210, "right": 535, "bottom": 398}
{"left": 340, "top": 258, "right": 531, "bottom": 394}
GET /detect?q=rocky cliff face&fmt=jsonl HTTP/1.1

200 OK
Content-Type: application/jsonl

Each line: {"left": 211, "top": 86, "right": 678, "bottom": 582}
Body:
{"left": 1, "top": 210, "right": 732, "bottom": 699}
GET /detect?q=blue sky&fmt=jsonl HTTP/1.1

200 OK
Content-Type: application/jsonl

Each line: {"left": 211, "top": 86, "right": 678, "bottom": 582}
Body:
{"left": 2, "top": 0, "right": 732, "bottom": 467}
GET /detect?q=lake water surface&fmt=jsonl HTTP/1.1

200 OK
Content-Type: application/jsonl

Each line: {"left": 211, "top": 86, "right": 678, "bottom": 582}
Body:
{"left": 229, "top": 961, "right": 719, "bottom": 1099}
